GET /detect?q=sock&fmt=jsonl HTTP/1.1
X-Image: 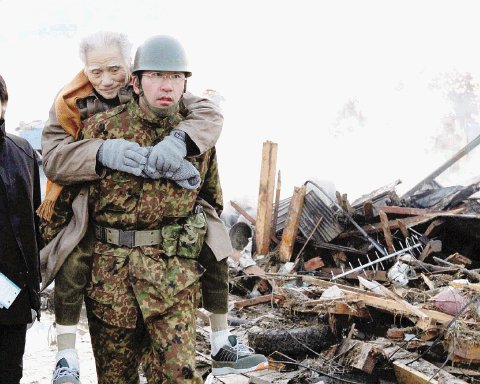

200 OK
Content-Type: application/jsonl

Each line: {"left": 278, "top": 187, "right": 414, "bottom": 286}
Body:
{"left": 210, "top": 330, "right": 231, "bottom": 356}
{"left": 209, "top": 313, "right": 228, "bottom": 332}
{"left": 56, "top": 324, "right": 77, "bottom": 351}
{"left": 55, "top": 348, "right": 79, "bottom": 371}
{"left": 209, "top": 313, "right": 232, "bottom": 355}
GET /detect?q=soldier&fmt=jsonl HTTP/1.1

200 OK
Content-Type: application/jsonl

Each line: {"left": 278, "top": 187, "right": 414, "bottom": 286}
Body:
{"left": 0, "top": 74, "right": 42, "bottom": 384}
{"left": 81, "top": 35, "right": 268, "bottom": 382}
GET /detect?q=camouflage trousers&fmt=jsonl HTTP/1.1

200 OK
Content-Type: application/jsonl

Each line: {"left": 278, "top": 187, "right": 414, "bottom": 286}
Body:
{"left": 85, "top": 245, "right": 205, "bottom": 383}
{"left": 85, "top": 285, "right": 202, "bottom": 384}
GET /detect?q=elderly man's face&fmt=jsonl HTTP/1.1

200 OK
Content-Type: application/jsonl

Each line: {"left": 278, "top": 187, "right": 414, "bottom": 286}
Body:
{"left": 84, "top": 46, "right": 128, "bottom": 100}
{"left": 133, "top": 71, "right": 185, "bottom": 112}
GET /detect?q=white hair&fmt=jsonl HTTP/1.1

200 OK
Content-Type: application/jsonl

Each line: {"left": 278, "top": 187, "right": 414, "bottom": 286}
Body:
{"left": 79, "top": 31, "right": 132, "bottom": 68}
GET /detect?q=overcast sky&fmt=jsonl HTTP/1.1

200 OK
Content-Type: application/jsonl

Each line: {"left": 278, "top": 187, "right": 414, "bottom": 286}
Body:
{"left": 2, "top": 0, "right": 480, "bottom": 204}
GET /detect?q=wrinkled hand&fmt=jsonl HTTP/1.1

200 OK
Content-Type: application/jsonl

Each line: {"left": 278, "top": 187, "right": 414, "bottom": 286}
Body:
{"left": 143, "top": 130, "right": 187, "bottom": 179}
{"left": 98, "top": 139, "right": 149, "bottom": 176}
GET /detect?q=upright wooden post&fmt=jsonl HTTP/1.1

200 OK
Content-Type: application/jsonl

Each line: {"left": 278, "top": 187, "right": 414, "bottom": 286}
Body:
{"left": 255, "top": 141, "right": 278, "bottom": 255}
{"left": 272, "top": 170, "right": 282, "bottom": 238}
{"left": 279, "top": 185, "right": 306, "bottom": 262}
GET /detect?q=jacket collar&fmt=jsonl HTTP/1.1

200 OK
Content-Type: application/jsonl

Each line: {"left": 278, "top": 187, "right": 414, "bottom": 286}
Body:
{"left": 0, "top": 119, "right": 5, "bottom": 142}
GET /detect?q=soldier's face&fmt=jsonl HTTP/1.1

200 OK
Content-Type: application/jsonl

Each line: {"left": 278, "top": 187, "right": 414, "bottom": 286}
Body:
{"left": 133, "top": 71, "right": 185, "bottom": 111}
{"left": 84, "top": 46, "right": 129, "bottom": 100}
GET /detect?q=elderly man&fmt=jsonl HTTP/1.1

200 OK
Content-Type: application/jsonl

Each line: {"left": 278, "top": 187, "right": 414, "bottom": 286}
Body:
{"left": 0, "top": 74, "right": 42, "bottom": 384}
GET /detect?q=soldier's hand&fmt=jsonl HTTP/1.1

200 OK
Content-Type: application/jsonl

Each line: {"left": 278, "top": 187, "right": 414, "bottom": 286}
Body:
{"left": 97, "top": 139, "right": 148, "bottom": 176}
{"left": 144, "top": 129, "right": 187, "bottom": 178}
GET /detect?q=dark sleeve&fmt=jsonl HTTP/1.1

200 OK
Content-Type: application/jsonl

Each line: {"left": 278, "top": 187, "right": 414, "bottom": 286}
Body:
{"left": 198, "top": 148, "right": 224, "bottom": 216}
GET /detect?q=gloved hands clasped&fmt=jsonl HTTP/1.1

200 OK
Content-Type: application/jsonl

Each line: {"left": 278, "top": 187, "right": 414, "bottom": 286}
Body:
{"left": 142, "top": 130, "right": 200, "bottom": 190}
{"left": 98, "top": 133, "right": 200, "bottom": 189}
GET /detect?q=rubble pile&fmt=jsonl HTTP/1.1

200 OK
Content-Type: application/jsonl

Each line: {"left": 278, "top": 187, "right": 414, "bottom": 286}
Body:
{"left": 210, "top": 140, "right": 480, "bottom": 383}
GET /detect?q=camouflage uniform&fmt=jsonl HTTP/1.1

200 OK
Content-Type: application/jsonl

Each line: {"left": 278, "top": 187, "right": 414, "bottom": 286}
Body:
{"left": 82, "top": 98, "right": 221, "bottom": 383}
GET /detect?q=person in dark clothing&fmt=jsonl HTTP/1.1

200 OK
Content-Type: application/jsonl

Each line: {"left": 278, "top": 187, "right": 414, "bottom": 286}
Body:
{"left": 0, "top": 74, "right": 42, "bottom": 384}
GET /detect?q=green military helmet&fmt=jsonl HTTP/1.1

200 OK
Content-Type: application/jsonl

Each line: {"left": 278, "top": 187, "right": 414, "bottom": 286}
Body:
{"left": 132, "top": 35, "right": 191, "bottom": 77}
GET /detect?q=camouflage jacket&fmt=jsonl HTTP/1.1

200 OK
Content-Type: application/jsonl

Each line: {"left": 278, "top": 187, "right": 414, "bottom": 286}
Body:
{"left": 82, "top": 98, "right": 223, "bottom": 236}
{"left": 82, "top": 99, "right": 222, "bottom": 327}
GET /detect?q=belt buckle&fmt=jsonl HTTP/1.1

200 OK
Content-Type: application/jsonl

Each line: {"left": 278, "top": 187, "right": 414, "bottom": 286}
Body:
{"left": 119, "top": 230, "right": 135, "bottom": 248}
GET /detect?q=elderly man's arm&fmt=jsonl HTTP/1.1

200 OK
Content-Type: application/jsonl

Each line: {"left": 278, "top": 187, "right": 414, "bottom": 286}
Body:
{"left": 42, "top": 101, "right": 104, "bottom": 185}
{"left": 180, "top": 92, "right": 223, "bottom": 156}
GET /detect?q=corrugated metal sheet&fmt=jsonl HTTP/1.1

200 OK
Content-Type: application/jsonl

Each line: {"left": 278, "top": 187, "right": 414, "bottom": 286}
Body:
{"left": 275, "top": 190, "right": 343, "bottom": 242}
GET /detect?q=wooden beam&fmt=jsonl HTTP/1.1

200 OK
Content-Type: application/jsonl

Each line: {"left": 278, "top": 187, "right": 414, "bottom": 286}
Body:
{"left": 279, "top": 185, "right": 306, "bottom": 262}
{"left": 393, "top": 361, "right": 439, "bottom": 384}
{"left": 379, "top": 210, "right": 395, "bottom": 254}
{"left": 255, "top": 141, "right": 278, "bottom": 255}
{"left": 233, "top": 294, "right": 284, "bottom": 309}
{"left": 272, "top": 170, "right": 281, "bottom": 237}
{"left": 384, "top": 346, "right": 468, "bottom": 384}
{"left": 397, "top": 219, "right": 410, "bottom": 239}
{"left": 377, "top": 206, "right": 430, "bottom": 216}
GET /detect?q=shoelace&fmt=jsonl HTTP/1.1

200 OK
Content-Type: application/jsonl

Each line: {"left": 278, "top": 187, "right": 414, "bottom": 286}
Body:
{"left": 235, "top": 340, "right": 255, "bottom": 357}
{"left": 52, "top": 366, "right": 80, "bottom": 380}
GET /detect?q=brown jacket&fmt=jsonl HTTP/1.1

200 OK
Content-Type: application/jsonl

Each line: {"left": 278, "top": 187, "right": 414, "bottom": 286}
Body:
{"left": 40, "top": 91, "right": 232, "bottom": 288}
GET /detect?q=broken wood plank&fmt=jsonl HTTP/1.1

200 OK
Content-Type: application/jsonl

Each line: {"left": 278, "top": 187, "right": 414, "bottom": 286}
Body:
{"left": 445, "top": 252, "right": 472, "bottom": 266}
{"left": 232, "top": 294, "right": 284, "bottom": 309}
{"left": 363, "top": 200, "right": 374, "bottom": 221}
{"left": 423, "top": 218, "right": 445, "bottom": 237}
{"left": 303, "top": 257, "right": 325, "bottom": 271}
{"left": 337, "top": 339, "right": 382, "bottom": 374}
{"left": 378, "top": 206, "right": 431, "bottom": 216}
{"left": 420, "top": 273, "right": 435, "bottom": 290}
{"left": 384, "top": 345, "right": 469, "bottom": 384}
{"left": 279, "top": 185, "right": 306, "bottom": 262}
{"left": 321, "top": 268, "right": 388, "bottom": 282}
{"left": 337, "top": 214, "right": 438, "bottom": 239}
{"left": 272, "top": 170, "right": 281, "bottom": 238}
{"left": 357, "top": 276, "right": 430, "bottom": 321}
{"left": 379, "top": 210, "right": 395, "bottom": 253}
{"left": 255, "top": 141, "right": 278, "bottom": 255}
{"left": 433, "top": 256, "right": 480, "bottom": 282}
{"left": 397, "top": 219, "right": 410, "bottom": 239}
{"left": 393, "top": 361, "right": 439, "bottom": 384}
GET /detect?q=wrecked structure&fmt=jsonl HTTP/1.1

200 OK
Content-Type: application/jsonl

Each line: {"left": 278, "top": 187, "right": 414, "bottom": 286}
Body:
{"left": 210, "top": 138, "right": 480, "bottom": 383}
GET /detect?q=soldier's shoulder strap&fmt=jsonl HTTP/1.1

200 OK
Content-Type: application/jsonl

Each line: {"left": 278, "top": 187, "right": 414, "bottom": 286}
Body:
{"left": 76, "top": 86, "right": 133, "bottom": 121}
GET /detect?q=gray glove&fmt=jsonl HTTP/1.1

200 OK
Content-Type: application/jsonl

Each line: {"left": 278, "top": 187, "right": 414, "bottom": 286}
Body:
{"left": 141, "top": 157, "right": 200, "bottom": 190}
{"left": 169, "top": 159, "right": 201, "bottom": 190}
{"left": 98, "top": 139, "right": 149, "bottom": 176}
{"left": 143, "top": 129, "right": 187, "bottom": 179}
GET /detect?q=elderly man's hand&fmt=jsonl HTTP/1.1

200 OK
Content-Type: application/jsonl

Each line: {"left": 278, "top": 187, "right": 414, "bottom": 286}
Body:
{"left": 97, "top": 139, "right": 149, "bottom": 176}
{"left": 143, "top": 129, "right": 187, "bottom": 178}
